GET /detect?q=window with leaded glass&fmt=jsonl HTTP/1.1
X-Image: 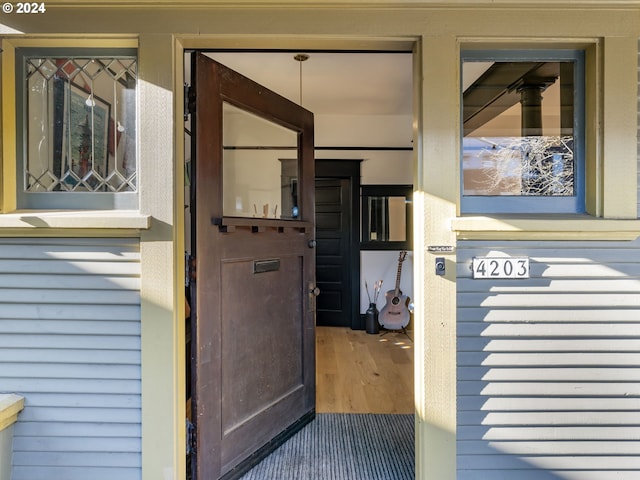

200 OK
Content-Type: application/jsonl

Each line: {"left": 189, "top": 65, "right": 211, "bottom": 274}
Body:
{"left": 18, "top": 48, "right": 137, "bottom": 209}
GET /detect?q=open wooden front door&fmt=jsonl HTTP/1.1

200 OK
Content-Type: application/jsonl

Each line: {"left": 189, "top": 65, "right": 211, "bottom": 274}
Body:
{"left": 190, "top": 53, "right": 316, "bottom": 479}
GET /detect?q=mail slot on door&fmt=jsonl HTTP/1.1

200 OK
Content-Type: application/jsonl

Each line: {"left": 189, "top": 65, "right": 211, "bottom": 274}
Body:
{"left": 253, "top": 258, "right": 280, "bottom": 274}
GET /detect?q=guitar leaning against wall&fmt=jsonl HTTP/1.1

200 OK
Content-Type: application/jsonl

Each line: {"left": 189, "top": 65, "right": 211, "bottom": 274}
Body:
{"left": 379, "top": 251, "right": 410, "bottom": 331}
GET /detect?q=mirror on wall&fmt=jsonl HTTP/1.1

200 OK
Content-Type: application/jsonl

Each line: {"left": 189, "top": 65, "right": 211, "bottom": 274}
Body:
{"left": 361, "top": 185, "right": 412, "bottom": 250}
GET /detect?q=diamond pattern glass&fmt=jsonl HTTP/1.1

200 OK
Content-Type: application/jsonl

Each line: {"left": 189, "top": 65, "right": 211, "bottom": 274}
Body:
{"left": 25, "top": 54, "right": 137, "bottom": 193}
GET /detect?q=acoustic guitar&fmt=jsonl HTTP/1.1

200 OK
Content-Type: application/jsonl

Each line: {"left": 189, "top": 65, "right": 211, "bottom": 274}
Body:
{"left": 379, "top": 251, "right": 410, "bottom": 330}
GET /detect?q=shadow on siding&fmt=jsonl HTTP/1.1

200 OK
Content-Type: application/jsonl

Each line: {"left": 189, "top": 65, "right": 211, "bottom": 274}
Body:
{"left": 457, "top": 238, "right": 640, "bottom": 480}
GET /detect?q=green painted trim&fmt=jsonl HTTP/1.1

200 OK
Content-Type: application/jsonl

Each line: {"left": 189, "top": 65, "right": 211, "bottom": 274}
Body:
{"left": 34, "top": 0, "right": 640, "bottom": 8}
{"left": 0, "top": 211, "right": 151, "bottom": 229}
{"left": 453, "top": 215, "right": 640, "bottom": 240}
{"left": 601, "top": 37, "right": 639, "bottom": 218}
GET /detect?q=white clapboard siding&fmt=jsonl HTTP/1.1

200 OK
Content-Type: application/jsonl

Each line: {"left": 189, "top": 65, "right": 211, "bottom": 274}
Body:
{"left": 458, "top": 237, "right": 640, "bottom": 479}
{"left": 0, "top": 238, "right": 141, "bottom": 480}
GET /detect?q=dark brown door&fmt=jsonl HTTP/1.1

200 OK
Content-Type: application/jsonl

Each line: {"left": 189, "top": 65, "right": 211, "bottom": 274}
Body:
{"left": 315, "top": 178, "right": 353, "bottom": 327}
{"left": 190, "top": 53, "right": 316, "bottom": 480}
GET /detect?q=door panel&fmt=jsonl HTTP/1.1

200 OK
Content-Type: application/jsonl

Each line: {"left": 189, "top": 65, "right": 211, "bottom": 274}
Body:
{"left": 191, "top": 53, "right": 316, "bottom": 479}
{"left": 315, "top": 178, "right": 352, "bottom": 327}
{"left": 220, "top": 256, "right": 303, "bottom": 433}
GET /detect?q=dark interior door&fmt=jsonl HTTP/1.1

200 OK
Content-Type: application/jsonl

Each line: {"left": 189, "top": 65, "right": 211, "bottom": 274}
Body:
{"left": 315, "top": 178, "right": 352, "bottom": 327}
{"left": 190, "top": 53, "right": 316, "bottom": 480}
{"left": 315, "top": 160, "right": 361, "bottom": 329}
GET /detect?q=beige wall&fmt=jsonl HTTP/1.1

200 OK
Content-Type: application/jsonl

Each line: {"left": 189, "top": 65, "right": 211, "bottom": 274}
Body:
{"left": 1, "top": 3, "right": 639, "bottom": 480}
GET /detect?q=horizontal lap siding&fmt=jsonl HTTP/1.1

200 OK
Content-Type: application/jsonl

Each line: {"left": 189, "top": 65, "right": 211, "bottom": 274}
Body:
{"left": 457, "top": 239, "right": 640, "bottom": 480}
{"left": 0, "top": 238, "right": 141, "bottom": 480}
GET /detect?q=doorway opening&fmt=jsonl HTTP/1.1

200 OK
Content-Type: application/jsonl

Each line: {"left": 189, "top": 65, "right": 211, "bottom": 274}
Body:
{"left": 183, "top": 48, "right": 415, "bottom": 479}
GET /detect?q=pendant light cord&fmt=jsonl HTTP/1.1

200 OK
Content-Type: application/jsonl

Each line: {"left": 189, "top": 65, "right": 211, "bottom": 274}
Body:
{"left": 294, "top": 53, "right": 309, "bottom": 106}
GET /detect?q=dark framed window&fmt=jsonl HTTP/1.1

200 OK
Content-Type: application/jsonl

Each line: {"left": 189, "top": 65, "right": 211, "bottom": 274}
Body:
{"left": 461, "top": 49, "right": 585, "bottom": 213}
{"left": 361, "top": 184, "right": 412, "bottom": 250}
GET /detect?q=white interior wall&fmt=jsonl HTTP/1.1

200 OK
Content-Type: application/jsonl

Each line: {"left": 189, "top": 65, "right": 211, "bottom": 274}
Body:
{"left": 361, "top": 250, "right": 414, "bottom": 314}
{"left": 316, "top": 111, "right": 414, "bottom": 314}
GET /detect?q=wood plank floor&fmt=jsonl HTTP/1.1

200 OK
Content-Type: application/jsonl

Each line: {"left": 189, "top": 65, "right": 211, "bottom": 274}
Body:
{"left": 315, "top": 326, "right": 414, "bottom": 414}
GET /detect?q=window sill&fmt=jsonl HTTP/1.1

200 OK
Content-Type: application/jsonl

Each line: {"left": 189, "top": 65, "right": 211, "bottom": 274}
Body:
{"left": 0, "top": 210, "right": 151, "bottom": 231}
{"left": 452, "top": 214, "right": 640, "bottom": 241}
{"left": 0, "top": 394, "right": 24, "bottom": 432}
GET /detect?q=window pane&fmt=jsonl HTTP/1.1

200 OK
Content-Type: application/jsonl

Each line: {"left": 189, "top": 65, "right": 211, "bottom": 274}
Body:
{"left": 222, "top": 102, "right": 299, "bottom": 219}
{"left": 366, "top": 195, "right": 407, "bottom": 242}
{"left": 462, "top": 60, "right": 574, "bottom": 197}
{"left": 25, "top": 55, "right": 137, "bottom": 193}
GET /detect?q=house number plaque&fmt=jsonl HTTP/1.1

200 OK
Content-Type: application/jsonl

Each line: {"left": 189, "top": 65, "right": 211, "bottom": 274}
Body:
{"left": 472, "top": 257, "right": 530, "bottom": 279}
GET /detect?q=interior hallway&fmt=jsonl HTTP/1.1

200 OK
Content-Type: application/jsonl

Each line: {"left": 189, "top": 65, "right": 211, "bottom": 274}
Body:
{"left": 315, "top": 326, "right": 414, "bottom": 414}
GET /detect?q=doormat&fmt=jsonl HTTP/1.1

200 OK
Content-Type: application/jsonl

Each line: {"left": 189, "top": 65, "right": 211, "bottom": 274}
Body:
{"left": 239, "top": 413, "right": 414, "bottom": 480}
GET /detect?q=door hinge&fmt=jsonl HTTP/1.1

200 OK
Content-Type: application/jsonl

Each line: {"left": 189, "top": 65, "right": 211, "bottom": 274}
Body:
{"left": 186, "top": 419, "right": 196, "bottom": 456}
{"left": 186, "top": 253, "right": 196, "bottom": 286}
{"left": 184, "top": 83, "right": 196, "bottom": 120}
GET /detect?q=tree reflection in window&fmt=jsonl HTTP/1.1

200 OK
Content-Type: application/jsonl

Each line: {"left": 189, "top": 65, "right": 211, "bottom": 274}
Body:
{"left": 462, "top": 55, "right": 581, "bottom": 207}
{"left": 465, "top": 135, "right": 574, "bottom": 197}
